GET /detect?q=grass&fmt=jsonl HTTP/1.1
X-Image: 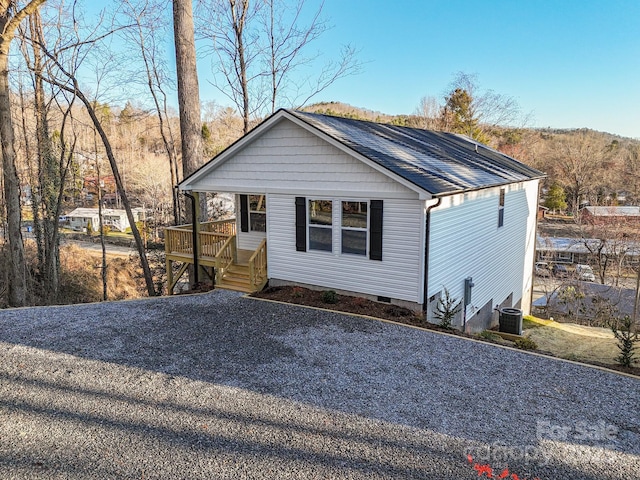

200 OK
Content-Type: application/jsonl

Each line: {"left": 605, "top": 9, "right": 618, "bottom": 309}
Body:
{"left": 523, "top": 315, "right": 619, "bottom": 365}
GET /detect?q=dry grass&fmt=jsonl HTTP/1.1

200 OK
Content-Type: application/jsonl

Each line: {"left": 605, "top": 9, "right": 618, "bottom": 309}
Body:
{"left": 523, "top": 316, "right": 619, "bottom": 365}
{"left": 58, "top": 244, "right": 143, "bottom": 304}
{"left": 1, "top": 241, "right": 155, "bottom": 307}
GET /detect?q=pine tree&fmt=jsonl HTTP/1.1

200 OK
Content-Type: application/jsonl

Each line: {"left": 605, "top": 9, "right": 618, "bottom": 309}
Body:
{"left": 544, "top": 182, "right": 568, "bottom": 213}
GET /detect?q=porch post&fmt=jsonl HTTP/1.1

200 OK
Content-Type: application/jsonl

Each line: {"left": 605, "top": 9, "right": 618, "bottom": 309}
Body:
{"left": 166, "top": 257, "right": 174, "bottom": 295}
{"left": 192, "top": 191, "right": 205, "bottom": 281}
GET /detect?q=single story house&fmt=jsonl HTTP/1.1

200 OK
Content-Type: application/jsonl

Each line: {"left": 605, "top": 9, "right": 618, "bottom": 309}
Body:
{"left": 64, "top": 207, "right": 146, "bottom": 233}
{"left": 580, "top": 206, "right": 640, "bottom": 225}
{"left": 177, "top": 109, "right": 544, "bottom": 332}
{"left": 537, "top": 235, "right": 640, "bottom": 267}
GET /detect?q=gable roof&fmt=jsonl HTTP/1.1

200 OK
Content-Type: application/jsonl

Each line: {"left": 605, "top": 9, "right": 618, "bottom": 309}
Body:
{"left": 181, "top": 109, "right": 544, "bottom": 196}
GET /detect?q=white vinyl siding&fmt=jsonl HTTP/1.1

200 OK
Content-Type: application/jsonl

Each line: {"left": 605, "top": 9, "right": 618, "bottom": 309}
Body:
{"left": 427, "top": 180, "right": 539, "bottom": 318}
{"left": 268, "top": 194, "right": 424, "bottom": 303}
{"left": 186, "top": 121, "right": 419, "bottom": 199}
{"left": 235, "top": 194, "right": 266, "bottom": 251}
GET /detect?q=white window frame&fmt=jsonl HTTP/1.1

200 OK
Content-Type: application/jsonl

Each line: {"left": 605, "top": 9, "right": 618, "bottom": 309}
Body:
{"left": 340, "top": 200, "right": 369, "bottom": 256}
{"left": 249, "top": 194, "right": 266, "bottom": 232}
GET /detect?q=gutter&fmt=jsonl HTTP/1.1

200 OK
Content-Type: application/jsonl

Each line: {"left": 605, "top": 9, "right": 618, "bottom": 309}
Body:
{"left": 529, "top": 180, "right": 544, "bottom": 313}
{"left": 422, "top": 197, "right": 442, "bottom": 312}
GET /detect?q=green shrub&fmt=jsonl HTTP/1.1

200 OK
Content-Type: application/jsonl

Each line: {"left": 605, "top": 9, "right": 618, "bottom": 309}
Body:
{"left": 433, "top": 287, "right": 461, "bottom": 329}
{"left": 514, "top": 337, "right": 538, "bottom": 350}
{"left": 609, "top": 315, "right": 638, "bottom": 368}
{"left": 321, "top": 290, "right": 338, "bottom": 304}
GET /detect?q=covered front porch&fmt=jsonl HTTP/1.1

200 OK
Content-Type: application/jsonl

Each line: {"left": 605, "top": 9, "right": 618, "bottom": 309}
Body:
{"left": 164, "top": 218, "right": 267, "bottom": 293}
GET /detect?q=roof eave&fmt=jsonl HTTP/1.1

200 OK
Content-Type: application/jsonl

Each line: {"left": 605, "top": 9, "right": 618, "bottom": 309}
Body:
{"left": 432, "top": 175, "right": 545, "bottom": 198}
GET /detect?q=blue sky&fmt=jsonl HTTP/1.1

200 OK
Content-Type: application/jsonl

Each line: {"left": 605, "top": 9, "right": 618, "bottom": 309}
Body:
{"left": 199, "top": 0, "right": 640, "bottom": 138}
{"left": 83, "top": 0, "right": 639, "bottom": 139}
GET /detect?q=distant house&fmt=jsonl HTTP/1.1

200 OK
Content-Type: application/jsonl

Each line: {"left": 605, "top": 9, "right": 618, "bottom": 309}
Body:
{"left": 173, "top": 109, "right": 544, "bottom": 332}
{"left": 536, "top": 235, "right": 640, "bottom": 267}
{"left": 580, "top": 206, "right": 640, "bottom": 225}
{"left": 537, "top": 205, "right": 549, "bottom": 221}
{"left": 65, "top": 207, "right": 143, "bottom": 233}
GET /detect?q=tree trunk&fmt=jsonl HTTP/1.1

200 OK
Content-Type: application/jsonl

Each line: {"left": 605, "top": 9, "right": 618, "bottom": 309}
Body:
{"left": 229, "top": 0, "right": 250, "bottom": 134}
{"left": 0, "top": 0, "right": 47, "bottom": 307}
{"left": 0, "top": 54, "right": 27, "bottom": 306}
{"left": 95, "top": 154, "right": 107, "bottom": 302}
{"left": 19, "top": 82, "right": 44, "bottom": 269}
{"left": 173, "top": 0, "right": 203, "bottom": 181}
{"left": 31, "top": 11, "right": 60, "bottom": 301}
{"left": 173, "top": 0, "right": 206, "bottom": 286}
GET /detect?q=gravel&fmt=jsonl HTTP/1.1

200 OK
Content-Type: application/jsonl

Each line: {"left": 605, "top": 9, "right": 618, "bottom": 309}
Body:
{"left": 0, "top": 289, "right": 638, "bottom": 479}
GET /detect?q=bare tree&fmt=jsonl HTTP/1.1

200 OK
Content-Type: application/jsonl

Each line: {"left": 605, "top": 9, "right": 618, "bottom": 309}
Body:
{"left": 196, "top": 0, "right": 360, "bottom": 132}
{"left": 413, "top": 95, "right": 440, "bottom": 130}
{"left": 578, "top": 209, "right": 639, "bottom": 285}
{"left": 549, "top": 131, "right": 614, "bottom": 213}
{"left": 28, "top": 5, "right": 158, "bottom": 297}
{"left": 197, "top": 0, "right": 257, "bottom": 134}
{"left": 19, "top": 8, "right": 63, "bottom": 301}
{"left": 421, "top": 72, "right": 528, "bottom": 144}
{"left": 260, "top": 0, "right": 359, "bottom": 112}
{"left": 0, "top": 0, "right": 46, "bottom": 306}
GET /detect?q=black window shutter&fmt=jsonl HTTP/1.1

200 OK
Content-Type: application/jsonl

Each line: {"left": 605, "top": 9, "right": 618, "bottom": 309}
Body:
{"left": 295, "top": 197, "right": 307, "bottom": 251}
{"left": 240, "top": 194, "right": 249, "bottom": 232}
{"left": 370, "top": 200, "right": 383, "bottom": 260}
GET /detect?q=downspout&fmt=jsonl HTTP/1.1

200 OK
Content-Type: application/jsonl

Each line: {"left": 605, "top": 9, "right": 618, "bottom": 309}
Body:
{"left": 529, "top": 181, "right": 543, "bottom": 314}
{"left": 183, "top": 191, "right": 199, "bottom": 287}
{"left": 423, "top": 197, "right": 442, "bottom": 312}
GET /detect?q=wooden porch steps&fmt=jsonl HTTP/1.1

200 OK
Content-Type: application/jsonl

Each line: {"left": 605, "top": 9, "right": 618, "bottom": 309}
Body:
{"left": 216, "top": 263, "right": 255, "bottom": 293}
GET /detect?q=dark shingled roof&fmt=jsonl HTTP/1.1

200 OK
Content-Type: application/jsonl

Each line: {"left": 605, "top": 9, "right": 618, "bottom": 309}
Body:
{"left": 288, "top": 109, "right": 544, "bottom": 196}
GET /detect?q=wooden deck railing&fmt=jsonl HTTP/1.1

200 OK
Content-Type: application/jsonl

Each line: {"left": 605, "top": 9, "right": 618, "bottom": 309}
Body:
{"left": 201, "top": 219, "right": 236, "bottom": 235}
{"left": 165, "top": 218, "right": 236, "bottom": 257}
{"left": 248, "top": 238, "right": 267, "bottom": 291}
{"left": 165, "top": 218, "right": 269, "bottom": 293}
{"left": 165, "top": 226, "right": 194, "bottom": 256}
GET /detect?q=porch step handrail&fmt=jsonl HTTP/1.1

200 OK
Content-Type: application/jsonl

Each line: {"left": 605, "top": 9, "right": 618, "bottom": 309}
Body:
{"left": 248, "top": 238, "right": 267, "bottom": 291}
{"left": 214, "top": 235, "right": 237, "bottom": 284}
{"left": 199, "top": 232, "right": 231, "bottom": 257}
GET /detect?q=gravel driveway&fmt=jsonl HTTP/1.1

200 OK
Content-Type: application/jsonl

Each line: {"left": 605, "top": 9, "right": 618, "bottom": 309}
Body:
{"left": 0, "top": 290, "right": 638, "bottom": 479}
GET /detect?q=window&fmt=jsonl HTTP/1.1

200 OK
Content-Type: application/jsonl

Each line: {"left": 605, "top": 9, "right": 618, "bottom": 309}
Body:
{"left": 249, "top": 194, "right": 266, "bottom": 232}
{"left": 308, "top": 199, "right": 332, "bottom": 251}
{"left": 295, "top": 197, "right": 383, "bottom": 257}
{"left": 498, "top": 188, "right": 505, "bottom": 227}
{"left": 341, "top": 201, "right": 368, "bottom": 255}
